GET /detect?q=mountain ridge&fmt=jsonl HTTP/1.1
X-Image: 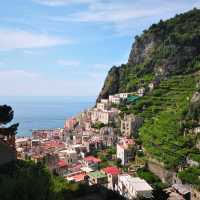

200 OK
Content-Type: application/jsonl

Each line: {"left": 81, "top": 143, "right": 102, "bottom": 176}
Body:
{"left": 97, "top": 8, "right": 200, "bottom": 102}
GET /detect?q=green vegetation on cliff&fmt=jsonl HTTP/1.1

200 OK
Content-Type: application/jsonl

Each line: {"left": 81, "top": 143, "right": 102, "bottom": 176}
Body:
{"left": 98, "top": 9, "right": 200, "bottom": 172}
{"left": 178, "top": 167, "right": 200, "bottom": 190}
{"left": 138, "top": 74, "right": 199, "bottom": 169}
{"left": 98, "top": 8, "right": 200, "bottom": 101}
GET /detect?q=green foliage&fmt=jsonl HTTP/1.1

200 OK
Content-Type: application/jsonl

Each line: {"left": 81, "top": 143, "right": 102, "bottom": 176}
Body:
{"left": 0, "top": 105, "right": 19, "bottom": 136}
{"left": 116, "top": 158, "right": 122, "bottom": 168}
{"left": 178, "top": 167, "right": 200, "bottom": 189}
{"left": 138, "top": 74, "right": 198, "bottom": 169}
{"left": 99, "top": 9, "right": 200, "bottom": 101}
{"left": 107, "top": 146, "right": 116, "bottom": 155}
{"left": 188, "top": 153, "right": 200, "bottom": 163}
{"left": 0, "top": 160, "right": 59, "bottom": 200}
{"left": 97, "top": 147, "right": 117, "bottom": 169}
{"left": 91, "top": 122, "right": 105, "bottom": 130}
{"left": 0, "top": 105, "right": 14, "bottom": 124}
{"left": 137, "top": 168, "right": 167, "bottom": 190}
{"left": 117, "top": 74, "right": 199, "bottom": 169}
{"left": 0, "top": 160, "right": 125, "bottom": 200}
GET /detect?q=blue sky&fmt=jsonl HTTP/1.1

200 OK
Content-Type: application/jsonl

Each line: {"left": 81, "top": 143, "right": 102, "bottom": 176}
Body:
{"left": 0, "top": 0, "right": 199, "bottom": 97}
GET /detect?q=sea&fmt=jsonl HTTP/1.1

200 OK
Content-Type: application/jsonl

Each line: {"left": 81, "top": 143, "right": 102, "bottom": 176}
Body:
{"left": 0, "top": 96, "right": 95, "bottom": 136}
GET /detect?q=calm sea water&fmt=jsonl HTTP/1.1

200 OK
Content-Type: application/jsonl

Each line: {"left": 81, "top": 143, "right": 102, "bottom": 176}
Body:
{"left": 0, "top": 96, "right": 95, "bottom": 136}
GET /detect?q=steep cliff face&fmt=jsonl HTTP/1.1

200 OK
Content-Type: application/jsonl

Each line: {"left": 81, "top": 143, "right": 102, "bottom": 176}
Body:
{"left": 128, "top": 33, "right": 160, "bottom": 66}
{"left": 97, "top": 9, "right": 200, "bottom": 101}
{"left": 97, "top": 66, "right": 120, "bottom": 101}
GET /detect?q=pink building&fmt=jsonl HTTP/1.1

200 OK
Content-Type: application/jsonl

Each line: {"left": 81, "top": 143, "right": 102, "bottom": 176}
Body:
{"left": 64, "top": 117, "right": 78, "bottom": 130}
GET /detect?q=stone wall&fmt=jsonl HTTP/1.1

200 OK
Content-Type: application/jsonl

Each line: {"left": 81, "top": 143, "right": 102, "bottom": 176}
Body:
{"left": 147, "top": 161, "right": 175, "bottom": 184}
{"left": 147, "top": 160, "right": 200, "bottom": 200}
{"left": 190, "top": 186, "right": 200, "bottom": 200}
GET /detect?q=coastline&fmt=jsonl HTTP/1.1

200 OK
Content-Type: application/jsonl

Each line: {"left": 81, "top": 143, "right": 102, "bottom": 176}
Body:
{"left": 0, "top": 96, "right": 95, "bottom": 136}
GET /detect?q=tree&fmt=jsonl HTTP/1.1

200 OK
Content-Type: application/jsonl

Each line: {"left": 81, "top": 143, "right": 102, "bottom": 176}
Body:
{"left": 0, "top": 105, "right": 14, "bottom": 125}
{"left": 0, "top": 105, "right": 19, "bottom": 148}
{"left": 116, "top": 158, "right": 122, "bottom": 167}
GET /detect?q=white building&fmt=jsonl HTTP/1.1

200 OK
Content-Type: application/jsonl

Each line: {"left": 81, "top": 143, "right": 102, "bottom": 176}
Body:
{"left": 99, "top": 111, "right": 110, "bottom": 124}
{"left": 109, "top": 95, "right": 121, "bottom": 105}
{"left": 137, "top": 87, "right": 145, "bottom": 97}
{"left": 91, "top": 108, "right": 119, "bottom": 125}
{"left": 101, "top": 99, "right": 109, "bottom": 104}
{"left": 117, "top": 138, "right": 135, "bottom": 165}
{"left": 91, "top": 109, "right": 99, "bottom": 123}
{"left": 107, "top": 93, "right": 133, "bottom": 105}
{"left": 148, "top": 80, "right": 160, "bottom": 92}
{"left": 58, "top": 149, "right": 78, "bottom": 165}
{"left": 96, "top": 99, "right": 110, "bottom": 111}
{"left": 121, "top": 114, "right": 143, "bottom": 137}
{"left": 118, "top": 93, "right": 132, "bottom": 99}
{"left": 16, "top": 137, "right": 31, "bottom": 148}
{"left": 148, "top": 83, "right": 154, "bottom": 91}
{"left": 194, "top": 127, "right": 200, "bottom": 134}
{"left": 97, "top": 102, "right": 108, "bottom": 111}
{"left": 117, "top": 174, "right": 153, "bottom": 199}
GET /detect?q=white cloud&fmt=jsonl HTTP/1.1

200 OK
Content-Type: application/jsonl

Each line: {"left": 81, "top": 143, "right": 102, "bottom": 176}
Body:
{"left": 58, "top": 59, "right": 80, "bottom": 67}
{"left": 52, "top": 3, "right": 161, "bottom": 23}
{"left": 0, "top": 29, "right": 70, "bottom": 51}
{"left": 33, "top": 0, "right": 95, "bottom": 6}
{"left": 50, "top": 0, "right": 199, "bottom": 35}
{"left": 0, "top": 69, "right": 100, "bottom": 96}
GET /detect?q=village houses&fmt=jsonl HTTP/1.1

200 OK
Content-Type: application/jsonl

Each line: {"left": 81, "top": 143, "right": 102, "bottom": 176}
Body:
{"left": 88, "top": 171, "right": 108, "bottom": 186}
{"left": 14, "top": 91, "right": 158, "bottom": 200}
{"left": 101, "top": 166, "right": 121, "bottom": 190}
{"left": 117, "top": 138, "right": 135, "bottom": 165}
{"left": 117, "top": 174, "right": 153, "bottom": 199}
{"left": 121, "top": 114, "right": 143, "bottom": 138}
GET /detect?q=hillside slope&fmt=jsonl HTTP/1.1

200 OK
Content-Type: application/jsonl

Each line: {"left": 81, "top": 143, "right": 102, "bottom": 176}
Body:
{"left": 97, "top": 8, "right": 200, "bottom": 101}
{"left": 97, "top": 8, "right": 200, "bottom": 186}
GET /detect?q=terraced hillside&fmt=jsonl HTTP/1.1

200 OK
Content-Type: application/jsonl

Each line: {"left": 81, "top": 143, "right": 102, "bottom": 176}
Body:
{"left": 97, "top": 9, "right": 200, "bottom": 189}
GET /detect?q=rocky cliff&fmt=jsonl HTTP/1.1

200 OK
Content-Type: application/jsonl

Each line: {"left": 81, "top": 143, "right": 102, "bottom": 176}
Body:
{"left": 97, "top": 8, "right": 200, "bottom": 101}
{"left": 97, "top": 9, "right": 200, "bottom": 190}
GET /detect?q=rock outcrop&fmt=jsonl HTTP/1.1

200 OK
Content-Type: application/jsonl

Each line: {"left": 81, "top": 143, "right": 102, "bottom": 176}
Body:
{"left": 97, "top": 8, "right": 200, "bottom": 101}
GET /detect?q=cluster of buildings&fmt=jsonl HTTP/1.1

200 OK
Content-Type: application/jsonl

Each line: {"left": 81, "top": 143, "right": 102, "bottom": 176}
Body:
{"left": 117, "top": 138, "right": 135, "bottom": 166}
{"left": 16, "top": 131, "right": 153, "bottom": 199}
{"left": 14, "top": 92, "right": 158, "bottom": 199}
{"left": 91, "top": 99, "right": 119, "bottom": 125}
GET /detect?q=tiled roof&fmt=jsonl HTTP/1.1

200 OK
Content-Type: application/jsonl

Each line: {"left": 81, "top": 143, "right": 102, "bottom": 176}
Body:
{"left": 71, "top": 172, "right": 86, "bottom": 182}
{"left": 42, "top": 140, "right": 65, "bottom": 150}
{"left": 57, "top": 160, "right": 68, "bottom": 168}
{"left": 102, "top": 166, "right": 121, "bottom": 176}
{"left": 84, "top": 156, "right": 101, "bottom": 163}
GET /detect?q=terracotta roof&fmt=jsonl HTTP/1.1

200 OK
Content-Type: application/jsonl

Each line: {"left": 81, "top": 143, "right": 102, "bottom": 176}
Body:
{"left": 118, "top": 138, "right": 135, "bottom": 149}
{"left": 102, "top": 166, "right": 121, "bottom": 176}
{"left": 84, "top": 156, "right": 101, "bottom": 163}
{"left": 42, "top": 140, "right": 65, "bottom": 150}
{"left": 71, "top": 172, "right": 86, "bottom": 182}
{"left": 58, "top": 160, "right": 68, "bottom": 168}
